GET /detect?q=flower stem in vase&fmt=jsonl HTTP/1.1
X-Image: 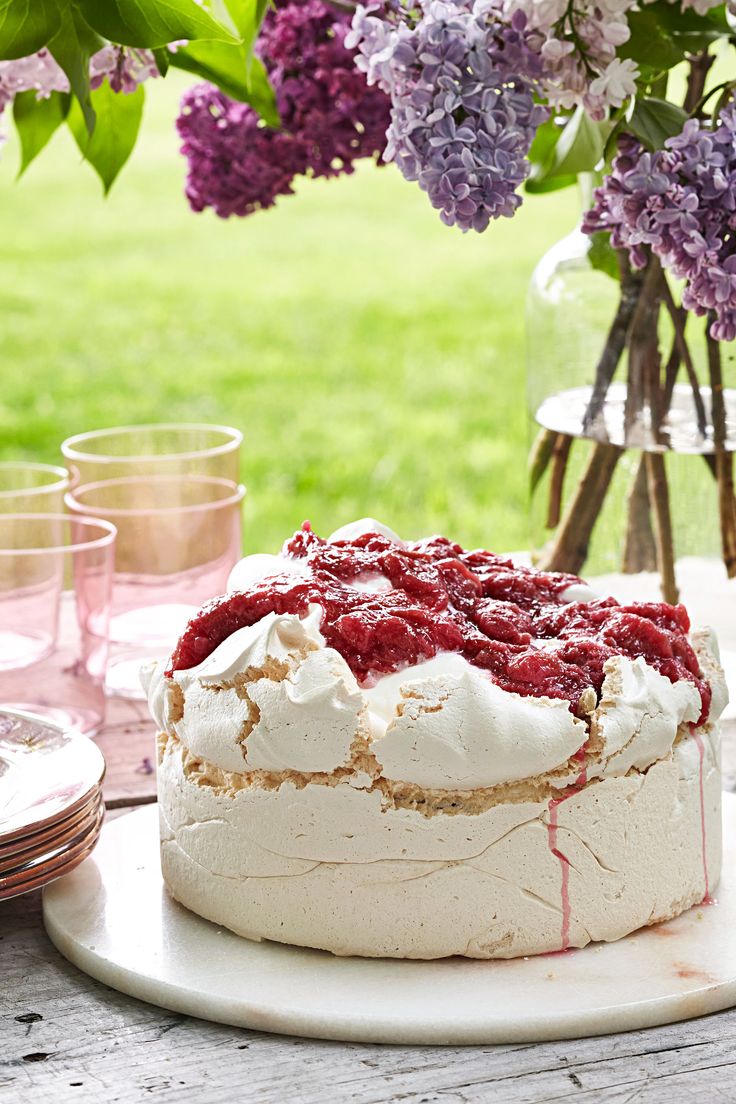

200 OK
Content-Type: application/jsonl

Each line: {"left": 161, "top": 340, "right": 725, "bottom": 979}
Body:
{"left": 707, "top": 322, "right": 736, "bottom": 578}
{"left": 622, "top": 457, "right": 657, "bottom": 574}
{"left": 622, "top": 252, "right": 663, "bottom": 442}
{"left": 582, "top": 255, "right": 644, "bottom": 435}
{"left": 538, "top": 442, "right": 622, "bottom": 574}
{"left": 546, "top": 434, "right": 573, "bottom": 530}
{"left": 659, "top": 277, "right": 708, "bottom": 438}
{"left": 645, "top": 452, "right": 679, "bottom": 605}
{"left": 528, "top": 428, "right": 557, "bottom": 494}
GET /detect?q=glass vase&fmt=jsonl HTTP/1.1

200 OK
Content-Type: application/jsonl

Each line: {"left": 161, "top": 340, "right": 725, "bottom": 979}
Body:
{"left": 526, "top": 187, "right": 736, "bottom": 703}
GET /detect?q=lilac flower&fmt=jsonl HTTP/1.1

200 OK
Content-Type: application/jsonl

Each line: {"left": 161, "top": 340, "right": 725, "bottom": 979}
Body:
{"left": 177, "top": 86, "right": 308, "bottom": 217}
{"left": 349, "top": 0, "right": 546, "bottom": 232}
{"left": 178, "top": 0, "right": 390, "bottom": 218}
{"left": 0, "top": 46, "right": 158, "bottom": 110}
{"left": 584, "top": 105, "right": 736, "bottom": 340}
{"left": 501, "top": 0, "right": 639, "bottom": 120}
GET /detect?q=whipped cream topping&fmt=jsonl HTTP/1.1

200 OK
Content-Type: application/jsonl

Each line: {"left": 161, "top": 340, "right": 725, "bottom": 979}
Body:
{"left": 227, "top": 552, "right": 308, "bottom": 594}
{"left": 145, "top": 608, "right": 366, "bottom": 775}
{"left": 369, "top": 654, "right": 587, "bottom": 789}
{"left": 588, "top": 655, "right": 701, "bottom": 779}
{"left": 146, "top": 608, "right": 725, "bottom": 790}
{"left": 188, "top": 607, "right": 325, "bottom": 684}
{"left": 148, "top": 514, "right": 727, "bottom": 793}
{"left": 692, "top": 626, "right": 729, "bottom": 722}
{"left": 243, "top": 649, "right": 364, "bottom": 773}
{"left": 226, "top": 519, "right": 403, "bottom": 594}
{"left": 327, "top": 517, "right": 404, "bottom": 545}
{"left": 559, "top": 581, "right": 599, "bottom": 603}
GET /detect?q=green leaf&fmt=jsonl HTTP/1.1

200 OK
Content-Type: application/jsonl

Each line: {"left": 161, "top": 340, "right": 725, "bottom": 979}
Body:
{"left": 152, "top": 45, "right": 169, "bottom": 76}
{"left": 224, "top": 0, "right": 268, "bottom": 54}
{"left": 68, "top": 79, "right": 145, "bottom": 193}
{"left": 588, "top": 232, "right": 621, "bottom": 282}
{"left": 48, "top": 6, "right": 103, "bottom": 135}
{"left": 618, "top": 11, "right": 685, "bottom": 71}
{"left": 76, "top": 0, "right": 239, "bottom": 48}
{"left": 0, "top": 0, "right": 61, "bottom": 60}
{"left": 524, "top": 172, "right": 577, "bottom": 195}
{"left": 243, "top": 56, "right": 278, "bottom": 127}
{"left": 525, "top": 111, "right": 610, "bottom": 194}
{"left": 628, "top": 97, "right": 688, "bottom": 150}
{"left": 169, "top": 41, "right": 279, "bottom": 125}
{"left": 645, "top": 0, "right": 729, "bottom": 36}
{"left": 527, "top": 118, "right": 561, "bottom": 175}
{"left": 551, "top": 107, "right": 612, "bottom": 177}
{"left": 169, "top": 40, "right": 251, "bottom": 100}
{"left": 13, "top": 89, "right": 69, "bottom": 175}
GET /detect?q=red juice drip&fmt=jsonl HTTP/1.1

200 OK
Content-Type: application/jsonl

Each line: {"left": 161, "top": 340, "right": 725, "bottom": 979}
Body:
{"left": 545, "top": 755, "right": 588, "bottom": 951}
{"left": 692, "top": 729, "right": 712, "bottom": 903}
{"left": 546, "top": 795, "right": 571, "bottom": 951}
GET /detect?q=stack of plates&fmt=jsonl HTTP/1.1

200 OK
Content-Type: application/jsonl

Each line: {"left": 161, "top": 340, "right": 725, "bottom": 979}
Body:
{"left": 0, "top": 709, "right": 106, "bottom": 900}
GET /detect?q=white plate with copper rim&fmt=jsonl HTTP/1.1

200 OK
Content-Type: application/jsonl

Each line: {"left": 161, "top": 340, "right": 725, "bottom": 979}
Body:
{"left": 42, "top": 798, "right": 736, "bottom": 1045}
{"left": 0, "top": 792, "right": 103, "bottom": 872}
{"left": 0, "top": 709, "right": 105, "bottom": 844}
{"left": 1, "top": 802, "right": 105, "bottom": 899}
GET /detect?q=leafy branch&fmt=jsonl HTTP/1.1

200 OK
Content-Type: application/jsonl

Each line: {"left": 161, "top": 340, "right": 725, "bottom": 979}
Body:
{"left": 0, "top": 0, "right": 275, "bottom": 188}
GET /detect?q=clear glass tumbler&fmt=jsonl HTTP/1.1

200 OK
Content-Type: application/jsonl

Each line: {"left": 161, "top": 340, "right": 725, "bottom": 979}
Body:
{"left": 65, "top": 475, "right": 245, "bottom": 699}
{"left": 0, "top": 462, "right": 70, "bottom": 514}
{"left": 0, "top": 514, "right": 116, "bottom": 736}
{"left": 61, "top": 423, "right": 242, "bottom": 485}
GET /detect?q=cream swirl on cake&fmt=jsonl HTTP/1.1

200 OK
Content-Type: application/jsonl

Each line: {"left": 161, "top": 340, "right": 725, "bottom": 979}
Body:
{"left": 145, "top": 519, "right": 727, "bottom": 959}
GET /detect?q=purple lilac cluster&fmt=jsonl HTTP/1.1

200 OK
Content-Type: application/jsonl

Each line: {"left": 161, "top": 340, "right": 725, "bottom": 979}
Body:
{"left": 177, "top": 0, "right": 390, "bottom": 218}
{"left": 584, "top": 106, "right": 736, "bottom": 341}
{"left": 348, "top": 1, "right": 547, "bottom": 231}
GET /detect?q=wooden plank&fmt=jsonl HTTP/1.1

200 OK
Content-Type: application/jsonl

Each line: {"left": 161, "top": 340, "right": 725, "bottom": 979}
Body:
{"left": 95, "top": 695, "right": 157, "bottom": 808}
{"left": 2, "top": 892, "right": 736, "bottom": 1104}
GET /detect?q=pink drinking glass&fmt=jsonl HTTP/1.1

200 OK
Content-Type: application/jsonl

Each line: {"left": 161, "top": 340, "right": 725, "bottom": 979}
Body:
{"left": 0, "top": 514, "right": 116, "bottom": 736}
{"left": 61, "top": 424, "right": 242, "bottom": 486}
{"left": 0, "top": 462, "right": 70, "bottom": 514}
{"left": 65, "top": 476, "right": 245, "bottom": 699}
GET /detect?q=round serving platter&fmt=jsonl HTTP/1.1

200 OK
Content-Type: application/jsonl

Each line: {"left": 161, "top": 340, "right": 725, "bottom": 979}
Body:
{"left": 43, "top": 798, "right": 736, "bottom": 1046}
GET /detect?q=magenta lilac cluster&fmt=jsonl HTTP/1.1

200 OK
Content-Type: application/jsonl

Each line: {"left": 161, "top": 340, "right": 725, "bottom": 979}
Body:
{"left": 348, "top": 2, "right": 547, "bottom": 231}
{"left": 177, "top": 0, "right": 390, "bottom": 218}
{"left": 584, "top": 106, "right": 736, "bottom": 341}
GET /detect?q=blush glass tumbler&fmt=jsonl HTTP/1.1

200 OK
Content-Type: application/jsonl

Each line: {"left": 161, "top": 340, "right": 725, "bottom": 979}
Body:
{"left": 0, "top": 514, "right": 116, "bottom": 736}
{"left": 61, "top": 424, "right": 242, "bottom": 485}
{"left": 0, "top": 463, "right": 70, "bottom": 514}
{"left": 65, "top": 476, "right": 245, "bottom": 699}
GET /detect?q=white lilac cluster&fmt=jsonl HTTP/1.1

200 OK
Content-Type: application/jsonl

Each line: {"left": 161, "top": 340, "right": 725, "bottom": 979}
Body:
{"left": 500, "top": 0, "right": 638, "bottom": 120}
{"left": 347, "top": 1, "right": 548, "bottom": 231}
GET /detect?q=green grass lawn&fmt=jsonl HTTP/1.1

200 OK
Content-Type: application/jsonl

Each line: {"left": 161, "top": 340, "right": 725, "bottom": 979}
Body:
{"left": 0, "top": 73, "right": 578, "bottom": 553}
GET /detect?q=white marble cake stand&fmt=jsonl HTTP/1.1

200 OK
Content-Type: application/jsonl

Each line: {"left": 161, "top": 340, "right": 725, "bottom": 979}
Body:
{"left": 43, "top": 799, "right": 736, "bottom": 1046}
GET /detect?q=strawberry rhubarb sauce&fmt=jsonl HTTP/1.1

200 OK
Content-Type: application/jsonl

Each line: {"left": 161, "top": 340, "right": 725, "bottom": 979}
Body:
{"left": 168, "top": 522, "right": 710, "bottom": 723}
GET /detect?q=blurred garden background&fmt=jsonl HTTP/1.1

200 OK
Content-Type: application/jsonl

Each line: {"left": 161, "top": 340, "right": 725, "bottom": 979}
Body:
{"left": 0, "top": 72, "right": 577, "bottom": 552}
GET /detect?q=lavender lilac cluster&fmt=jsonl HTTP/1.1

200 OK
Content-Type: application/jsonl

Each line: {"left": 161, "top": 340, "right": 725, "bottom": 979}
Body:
{"left": 584, "top": 106, "right": 736, "bottom": 341}
{"left": 348, "top": 1, "right": 547, "bottom": 231}
{"left": 177, "top": 0, "right": 390, "bottom": 219}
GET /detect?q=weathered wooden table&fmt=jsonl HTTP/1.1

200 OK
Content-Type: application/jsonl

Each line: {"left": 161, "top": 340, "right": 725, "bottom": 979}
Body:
{"left": 3, "top": 699, "right": 736, "bottom": 1103}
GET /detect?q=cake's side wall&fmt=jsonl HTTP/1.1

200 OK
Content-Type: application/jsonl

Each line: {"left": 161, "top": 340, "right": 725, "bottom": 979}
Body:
{"left": 156, "top": 724, "right": 721, "bottom": 960}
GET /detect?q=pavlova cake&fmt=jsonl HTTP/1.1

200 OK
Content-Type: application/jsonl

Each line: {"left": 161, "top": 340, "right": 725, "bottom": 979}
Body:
{"left": 144, "top": 518, "right": 727, "bottom": 959}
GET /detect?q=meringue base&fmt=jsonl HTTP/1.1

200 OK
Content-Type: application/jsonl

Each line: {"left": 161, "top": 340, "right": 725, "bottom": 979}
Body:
{"left": 157, "top": 726, "right": 721, "bottom": 960}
